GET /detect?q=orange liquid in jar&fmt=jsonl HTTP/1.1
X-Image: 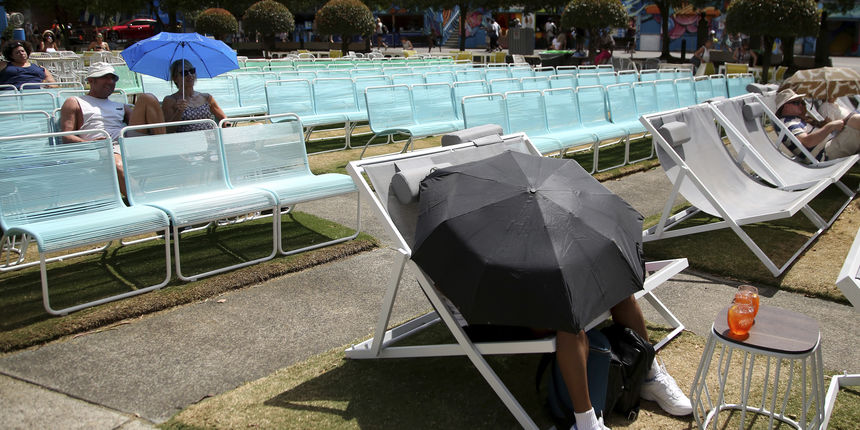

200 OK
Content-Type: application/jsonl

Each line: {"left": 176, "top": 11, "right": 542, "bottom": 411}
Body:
{"left": 728, "top": 304, "right": 755, "bottom": 336}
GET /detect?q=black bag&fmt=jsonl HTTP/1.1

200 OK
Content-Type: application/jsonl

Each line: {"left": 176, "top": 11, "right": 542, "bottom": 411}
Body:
{"left": 601, "top": 323, "right": 655, "bottom": 421}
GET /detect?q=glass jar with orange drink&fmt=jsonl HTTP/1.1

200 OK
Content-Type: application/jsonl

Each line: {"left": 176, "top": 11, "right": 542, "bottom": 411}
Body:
{"left": 727, "top": 302, "right": 755, "bottom": 336}
{"left": 734, "top": 285, "right": 759, "bottom": 316}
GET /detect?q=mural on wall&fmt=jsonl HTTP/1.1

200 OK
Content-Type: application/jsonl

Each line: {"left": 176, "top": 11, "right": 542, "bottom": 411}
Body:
{"left": 626, "top": 0, "right": 723, "bottom": 51}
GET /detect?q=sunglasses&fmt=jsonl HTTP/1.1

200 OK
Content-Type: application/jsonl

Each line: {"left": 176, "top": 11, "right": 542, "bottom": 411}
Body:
{"left": 181, "top": 68, "right": 196, "bottom": 76}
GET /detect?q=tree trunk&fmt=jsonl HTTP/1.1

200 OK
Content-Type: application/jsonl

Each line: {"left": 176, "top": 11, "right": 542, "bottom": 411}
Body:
{"left": 459, "top": 4, "right": 466, "bottom": 52}
{"left": 814, "top": 11, "right": 830, "bottom": 68}
{"left": 341, "top": 35, "right": 349, "bottom": 55}
{"left": 760, "top": 35, "right": 773, "bottom": 85}
{"left": 782, "top": 36, "right": 795, "bottom": 70}
{"left": 660, "top": 7, "right": 671, "bottom": 60}
{"left": 587, "top": 28, "right": 597, "bottom": 64}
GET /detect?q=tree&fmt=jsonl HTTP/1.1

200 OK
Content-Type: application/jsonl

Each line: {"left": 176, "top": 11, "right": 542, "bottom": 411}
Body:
{"left": 726, "top": 0, "right": 819, "bottom": 83}
{"left": 243, "top": 0, "right": 295, "bottom": 51}
{"left": 560, "top": 0, "right": 626, "bottom": 62}
{"left": 314, "top": 0, "right": 375, "bottom": 54}
{"left": 196, "top": 8, "right": 239, "bottom": 40}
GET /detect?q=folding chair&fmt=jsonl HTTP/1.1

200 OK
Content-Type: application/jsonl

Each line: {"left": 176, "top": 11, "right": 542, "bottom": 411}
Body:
{"left": 709, "top": 94, "right": 858, "bottom": 193}
{"left": 642, "top": 103, "right": 839, "bottom": 276}
{"left": 345, "top": 134, "right": 687, "bottom": 429}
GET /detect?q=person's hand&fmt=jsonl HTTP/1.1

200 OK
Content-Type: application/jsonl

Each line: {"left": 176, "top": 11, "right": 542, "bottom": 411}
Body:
{"left": 174, "top": 98, "right": 189, "bottom": 119}
{"left": 827, "top": 119, "right": 845, "bottom": 132}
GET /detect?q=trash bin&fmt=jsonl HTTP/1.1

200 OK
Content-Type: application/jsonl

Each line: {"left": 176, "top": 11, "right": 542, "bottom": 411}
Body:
{"left": 508, "top": 27, "right": 535, "bottom": 55}
{"left": 12, "top": 28, "right": 25, "bottom": 41}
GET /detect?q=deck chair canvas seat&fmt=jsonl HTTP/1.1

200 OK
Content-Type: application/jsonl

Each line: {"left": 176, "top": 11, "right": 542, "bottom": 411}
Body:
{"left": 709, "top": 95, "right": 858, "bottom": 192}
{"left": 346, "top": 133, "right": 688, "bottom": 429}
{"left": 642, "top": 104, "right": 840, "bottom": 276}
{"left": 119, "top": 120, "right": 279, "bottom": 281}
{"left": 220, "top": 114, "right": 359, "bottom": 255}
{"left": 0, "top": 130, "right": 171, "bottom": 315}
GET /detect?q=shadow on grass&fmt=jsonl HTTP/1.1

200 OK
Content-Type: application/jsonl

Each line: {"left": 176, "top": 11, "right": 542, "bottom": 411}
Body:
{"left": 567, "top": 136, "right": 655, "bottom": 175}
{"left": 0, "top": 211, "right": 367, "bottom": 345}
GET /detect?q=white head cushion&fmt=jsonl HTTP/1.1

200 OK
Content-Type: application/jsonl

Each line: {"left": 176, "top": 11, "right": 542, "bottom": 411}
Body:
{"left": 742, "top": 102, "right": 764, "bottom": 121}
{"left": 659, "top": 121, "right": 691, "bottom": 148}
{"left": 391, "top": 162, "right": 453, "bottom": 204}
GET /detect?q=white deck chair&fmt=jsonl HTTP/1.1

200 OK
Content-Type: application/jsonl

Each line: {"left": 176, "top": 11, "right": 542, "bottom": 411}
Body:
{"left": 709, "top": 94, "right": 858, "bottom": 194}
{"left": 642, "top": 103, "right": 839, "bottom": 277}
{"left": 346, "top": 133, "right": 688, "bottom": 429}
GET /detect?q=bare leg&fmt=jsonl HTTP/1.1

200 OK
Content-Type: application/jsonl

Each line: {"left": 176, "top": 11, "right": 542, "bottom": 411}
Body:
{"left": 128, "top": 93, "right": 166, "bottom": 134}
{"left": 557, "top": 330, "right": 592, "bottom": 413}
{"left": 846, "top": 113, "right": 860, "bottom": 131}
{"left": 610, "top": 295, "right": 648, "bottom": 340}
{"left": 114, "top": 153, "right": 126, "bottom": 196}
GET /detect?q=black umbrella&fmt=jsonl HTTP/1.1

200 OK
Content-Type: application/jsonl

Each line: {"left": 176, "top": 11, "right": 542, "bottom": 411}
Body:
{"left": 412, "top": 150, "right": 645, "bottom": 333}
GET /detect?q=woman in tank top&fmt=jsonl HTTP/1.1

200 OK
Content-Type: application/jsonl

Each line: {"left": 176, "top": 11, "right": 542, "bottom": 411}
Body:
{"left": 161, "top": 59, "right": 227, "bottom": 133}
{"left": 38, "top": 30, "right": 59, "bottom": 52}
{"left": 0, "top": 40, "right": 55, "bottom": 90}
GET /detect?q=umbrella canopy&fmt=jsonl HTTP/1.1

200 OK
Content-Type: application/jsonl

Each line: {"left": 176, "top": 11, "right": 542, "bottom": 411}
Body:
{"left": 120, "top": 32, "right": 239, "bottom": 81}
{"left": 780, "top": 67, "right": 860, "bottom": 100}
{"left": 411, "top": 151, "right": 645, "bottom": 333}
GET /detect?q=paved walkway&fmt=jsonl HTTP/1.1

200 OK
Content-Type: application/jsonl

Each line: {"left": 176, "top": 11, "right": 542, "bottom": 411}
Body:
{"left": 2, "top": 56, "right": 860, "bottom": 429}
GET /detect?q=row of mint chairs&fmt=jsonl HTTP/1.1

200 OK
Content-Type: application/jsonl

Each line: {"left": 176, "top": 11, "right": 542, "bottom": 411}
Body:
{"left": 461, "top": 86, "right": 645, "bottom": 173}
{"left": 0, "top": 114, "right": 358, "bottom": 315}
{"left": 139, "top": 73, "right": 268, "bottom": 117}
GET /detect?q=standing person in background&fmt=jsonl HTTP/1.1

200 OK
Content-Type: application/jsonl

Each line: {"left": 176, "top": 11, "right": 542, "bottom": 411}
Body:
{"left": 38, "top": 30, "right": 59, "bottom": 52}
{"left": 0, "top": 41, "right": 55, "bottom": 90}
{"left": 691, "top": 38, "right": 713, "bottom": 75}
{"left": 574, "top": 27, "right": 586, "bottom": 55}
{"left": 544, "top": 17, "right": 558, "bottom": 49}
{"left": 489, "top": 18, "right": 501, "bottom": 52}
{"left": 733, "top": 39, "right": 758, "bottom": 66}
{"left": 625, "top": 19, "right": 636, "bottom": 53}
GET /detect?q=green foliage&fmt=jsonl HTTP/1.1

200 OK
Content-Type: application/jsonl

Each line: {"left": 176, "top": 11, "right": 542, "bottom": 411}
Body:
{"left": 196, "top": 8, "right": 239, "bottom": 39}
{"left": 560, "top": 0, "right": 627, "bottom": 33}
{"left": 726, "top": 0, "right": 820, "bottom": 38}
{"left": 243, "top": 0, "right": 296, "bottom": 36}
{"left": 314, "top": 0, "right": 375, "bottom": 38}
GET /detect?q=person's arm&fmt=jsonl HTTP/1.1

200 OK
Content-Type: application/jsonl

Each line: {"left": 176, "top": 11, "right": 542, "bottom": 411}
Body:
{"left": 206, "top": 93, "right": 228, "bottom": 125}
{"left": 42, "top": 66, "right": 56, "bottom": 86}
{"left": 160, "top": 95, "right": 186, "bottom": 132}
{"left": 796, "top": 120, "right": 844, "bottom": 149}
{"left": 694, "top": 46, "right": 705, "bottom": 60}
{"left": 750, "top": 50, "right": 758, "bottom": 66}
{"left": 59, "top": 97, "right": 86, "bottom": 143}
{"left": 103, "top": 42, "right": 110, "bottom": 52}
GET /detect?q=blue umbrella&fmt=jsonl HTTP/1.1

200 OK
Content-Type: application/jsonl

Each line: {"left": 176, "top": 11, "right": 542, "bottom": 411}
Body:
{"left": 120, "top": 32, "right": 238, "bottom": 81}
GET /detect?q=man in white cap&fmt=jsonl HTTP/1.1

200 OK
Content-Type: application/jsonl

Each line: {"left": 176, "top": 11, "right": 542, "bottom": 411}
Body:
{"left": 59, "top": 62, "right": 165, "bottom": 193}
{"left": 775, "top": 88, "right": 860, "bottom": 161}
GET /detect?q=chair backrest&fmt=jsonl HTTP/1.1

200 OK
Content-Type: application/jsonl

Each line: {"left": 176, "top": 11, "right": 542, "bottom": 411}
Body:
{"left": 139, "top": 74, "right": 174, "bottom": 101}
{"left": 111, "top": 63, "right": 141, "bottom": 93}
{"left": 455, "top": 69, "right": 484, "bottom": 82}
{"left": 462, "top": 93, "right": 508, "bottom": 132}
{"left": 709, "top": 74, "right": 728, "bottom": 98}
{"left": 694, "top": 76, "right": 714, "bottom": 102}
{"left": 505, "top": 90, "right": 549, "bottom": 137}
{"left": 0, "top": 91, "right": 58, "bottom": 113}
{"left": 598, "top": 72, "right": 618, "bottom": 86}
{"left": 20, "top": 82, "right": 84, "bottom": 93}
{"left": 632, "top": 81, "right": 659, "bottom": 116}
{"left": 576, "top": 85, "right": 610, "bottom": 126}
{"left": 521, "top": 76, "right": 550, "bottom": 90}
{"left": 725, "top": 63, "right": 749, "bottom": 75}
{"left": 0, "top": 131, "right": 122, "bottom": 230}
{"left": 312, "top": 78, "right": 359, "bottom": 115}
{"left": 484, "top": 67, "right": 510, "bottom": 81}
{"left": 245, "top": 59, "right": 269, "bottom": 69}
{"left": 221, "top": 115, "right": 313, "bottom": 187}
{"left": 674, "top": 77, "right": 697, "bottom": 107}
{"left": 119, "top": 122, "right": 225, "bottom": 206}
{"left": 354, "top": 75, "right": 392, "bottom": 111}
{"left": 726, "top": 74, "right": 747, "bottom": 98}
{"left": 577, "top": 73, "right": 599, "bottom": 87}
{"left": 490, "top": 78, "right": 522, "bottom": 94}
{"left": 315, "top": 69, "right": 350, "bottom": 79}
{"left": 656, "top": 69, "right": 676, "bottom": 81}
{"left": 452, "top": 80, "right": 490, "bottom": 119}
{"left": 0, "top": 110, "right": 54, "bottom": 140}
{"left": 350, "top": 68, "right": 382, "bottom": 78}
{"left": 365, "top": 85, "right": 415, "bottom": 132}
{"left": 234, "top": 72, "right": 278, "bottom": 108}
{"left": 550, "top": 74, "right": 577, "bottom": 89}
{"left": 544, "top": 88, "right": 583, "bottom": 132}
{"left": 265, "top": 79, "right": 316, "bottom": 117}
{"left": 654, "top": 79, "right": 680, "bottom": 111}
{"left": 424, "top": 71, "right": 455, "bottom": 84}
{"left": 617, "top": 70, "right": 638, "bottom": 84}
{"left": 411, "top": 83, "right": 458, "bottom": 125}
{"left": 534, "top": 66, "right": 555, "bottom": 78}
{"left": 195, "top": 75, "right": 240, "bottom": 110}
{"left": 509, "top": 66, "right": 534, "bottom": 78}
{"left": 278, "top": 70, "right": 317, "bottom": 81}
{"left": 391, "top": 73, "right": 425, "bottom": 86}
{"left": 606, "top": 83, "right": 639, "bottom": 123}
{"left": 596, "top": 64, "right": 614, "bottom": 72}
{"left": 578, "top": 65, "right": 598, "bottom": 73}
{"left": 638, "top": 69, "right": 658, "bottom": 82}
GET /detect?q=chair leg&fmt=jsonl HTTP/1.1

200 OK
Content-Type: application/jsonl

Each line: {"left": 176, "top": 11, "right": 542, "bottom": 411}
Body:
{"left": 278, "top": 192, "right": 361, "bottom": 256}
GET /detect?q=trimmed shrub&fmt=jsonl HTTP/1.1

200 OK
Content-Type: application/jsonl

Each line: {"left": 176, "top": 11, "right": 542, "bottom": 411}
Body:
{"left": 315, "top": 0, "right": 375, "bottom": 53}
{"left": 243, "top": 0, "right": 296, "bottom": 36}
{"left": 196, "top": 8, "right": 239, "bottom": 40}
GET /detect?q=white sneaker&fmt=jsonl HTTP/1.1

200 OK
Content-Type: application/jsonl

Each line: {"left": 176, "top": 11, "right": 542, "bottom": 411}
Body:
{"left": 640, "top": 359, "right": 693, "bottom": 416}
{"left": 570, "top": 415, "right": 610, "bottom": 430}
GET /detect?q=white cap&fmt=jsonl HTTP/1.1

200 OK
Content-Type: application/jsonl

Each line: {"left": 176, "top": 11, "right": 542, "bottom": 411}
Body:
{"left": 86, "top": 62, "right": 118, "bottom": 80}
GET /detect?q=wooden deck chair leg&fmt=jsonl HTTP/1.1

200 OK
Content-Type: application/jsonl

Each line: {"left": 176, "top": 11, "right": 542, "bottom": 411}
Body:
{"left": 39, "top": 228, "right": 172, "bottom": 316}
{"left": 172, "top": 212, "right": 278, "bottom": 282}
{"left": 278, "top": 192, "right": 361, "bottom": 256}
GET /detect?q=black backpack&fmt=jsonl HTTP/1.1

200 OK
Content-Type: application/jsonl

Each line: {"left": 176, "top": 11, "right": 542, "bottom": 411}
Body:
{"left": 537, "top": 324, "right": 655, "bottom": 427}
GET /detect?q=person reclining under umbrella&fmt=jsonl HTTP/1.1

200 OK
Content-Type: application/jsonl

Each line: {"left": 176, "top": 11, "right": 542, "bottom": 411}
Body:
{"left": 410, "top": 151, "right": 692, "bottom": 430}
{"left": 59, "top": 62, "right": 166, "bottom": 194}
